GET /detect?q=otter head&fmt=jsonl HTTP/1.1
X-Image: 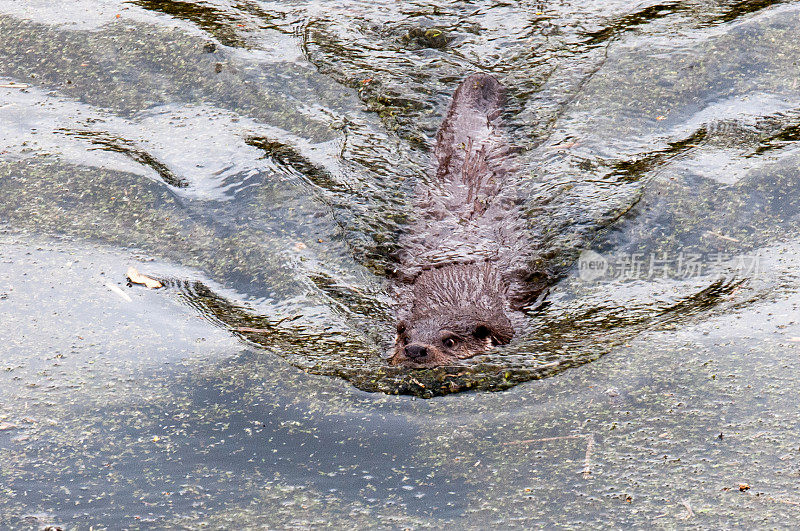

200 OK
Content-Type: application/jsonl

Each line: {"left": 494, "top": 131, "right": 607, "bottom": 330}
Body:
{"left": 390, "top": 313, "right": 513, "bottom": 368}
{"left": 389, "top": 262, "right": 515, "bottom": 368}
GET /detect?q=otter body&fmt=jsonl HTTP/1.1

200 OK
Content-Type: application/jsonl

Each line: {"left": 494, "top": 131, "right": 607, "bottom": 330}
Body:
{"left": 391, "top": 74, "right": 548, "bottom": 368}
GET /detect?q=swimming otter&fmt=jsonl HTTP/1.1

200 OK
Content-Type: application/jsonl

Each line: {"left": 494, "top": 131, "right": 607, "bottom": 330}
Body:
{"left": 390, "top": 73, "right": 551, "bottom": 368}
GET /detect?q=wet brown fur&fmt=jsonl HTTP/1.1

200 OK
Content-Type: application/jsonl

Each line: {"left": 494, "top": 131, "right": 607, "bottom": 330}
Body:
{"left": 390, "top": 74, "right": 549, "bottom": 368}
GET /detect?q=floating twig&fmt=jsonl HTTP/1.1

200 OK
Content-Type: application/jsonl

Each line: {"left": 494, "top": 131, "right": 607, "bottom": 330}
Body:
{"left": 680, "top": 499, "right": 695, "bottom": 519}
{"left": 582, "top": 433, "right": 596, "bottom": 479}
{"left": 703, "top": 231, "right": 740, "bottom": 243}
{"left": 504, "top": 433, "right": 597, "bottom": 478}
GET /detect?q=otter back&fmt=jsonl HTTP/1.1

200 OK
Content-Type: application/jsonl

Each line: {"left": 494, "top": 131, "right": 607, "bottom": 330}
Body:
{"left": 390, "top": 73, "right": 547, "bottom": 368}
{"left": 396, "top": 73, "right": 528, "bottom": 288}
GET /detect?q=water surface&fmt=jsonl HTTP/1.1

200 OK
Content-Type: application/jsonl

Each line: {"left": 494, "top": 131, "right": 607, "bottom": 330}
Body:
{"left": 2, "top": 0, "right": 800, "bottom": 527}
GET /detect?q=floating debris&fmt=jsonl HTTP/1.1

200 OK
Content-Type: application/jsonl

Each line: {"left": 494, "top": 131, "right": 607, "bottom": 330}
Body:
{"left": 126, "top": 266, "right": 163, "bottom": 289}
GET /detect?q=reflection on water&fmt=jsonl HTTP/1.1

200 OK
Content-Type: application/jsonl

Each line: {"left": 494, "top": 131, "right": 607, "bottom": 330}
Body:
{"left": 57, "top": 127, "right": 191, "bottom": 188}
{"left": 2, "top": 0, "right": 800, "bottom": 526}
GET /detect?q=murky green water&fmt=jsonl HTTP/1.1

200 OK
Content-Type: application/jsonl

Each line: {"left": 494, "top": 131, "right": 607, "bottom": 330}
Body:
{"left": 2, "top": 0, "right": 800, "bottom": 527}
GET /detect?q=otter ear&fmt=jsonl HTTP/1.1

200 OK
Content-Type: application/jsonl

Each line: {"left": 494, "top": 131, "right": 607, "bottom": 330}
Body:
{"left": 474, "top": 321, "right": 514, "bottom": 346}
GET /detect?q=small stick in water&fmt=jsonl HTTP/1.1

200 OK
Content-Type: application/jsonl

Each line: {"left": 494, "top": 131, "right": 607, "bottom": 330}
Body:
{"left": 680, "top": 499, "right": 695, "bottom": 519}
{"left": 582, "top": 433, "right": 595, "bottom": 479}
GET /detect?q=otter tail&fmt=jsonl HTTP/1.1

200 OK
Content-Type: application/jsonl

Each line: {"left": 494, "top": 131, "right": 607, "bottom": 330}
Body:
{"left": 433, "top": 73, "right": 511, "bottom": 190}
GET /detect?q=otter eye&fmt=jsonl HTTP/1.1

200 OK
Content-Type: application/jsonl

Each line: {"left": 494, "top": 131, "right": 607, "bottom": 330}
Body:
{"left": 396, "top": 321, "right": 407, "bottom": 334}
{"left": 442, "top": 336, "right": 458, "bottom": 349}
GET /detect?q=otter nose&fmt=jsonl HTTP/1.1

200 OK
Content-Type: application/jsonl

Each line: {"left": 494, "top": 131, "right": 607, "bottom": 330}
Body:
{"left": 405, "top": 344, "right": 428, "bottom": 359}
